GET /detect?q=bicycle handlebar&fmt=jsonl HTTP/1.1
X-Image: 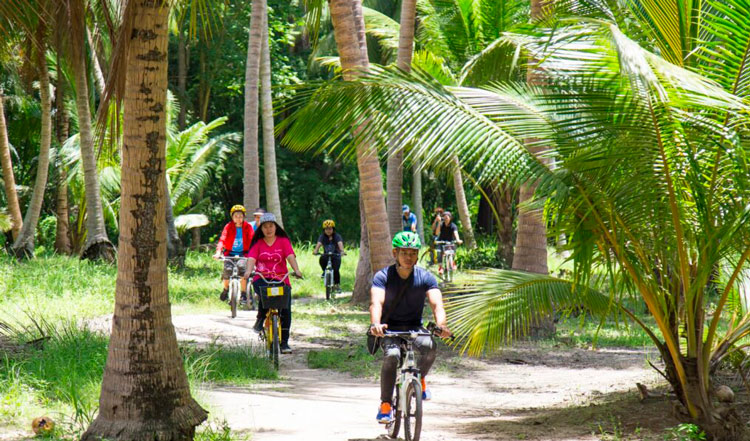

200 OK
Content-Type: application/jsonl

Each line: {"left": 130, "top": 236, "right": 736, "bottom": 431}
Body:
{"left": 313, "top": 252, "right": 344, "bottom": 257}
{"left": 433, "top": 240, "right": 457, "bottom": 245}
{"left": 249, "top": 271, "right": 294, "bottom": 284}
{"left": 383, "top": 322, "right": 453, "bottom": 340}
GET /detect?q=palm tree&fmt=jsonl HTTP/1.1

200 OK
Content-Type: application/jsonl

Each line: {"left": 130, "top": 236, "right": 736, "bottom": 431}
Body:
{"left": 11, "top": 20, "right": 52, "bottom": 257}
{"left": 282, "top": 1, "right": 750, "bottom": 433}
{"left": 53, "top": 35, "right": 73, "bottom": 255}
{"left": 328, "top": 0, "right": 394, "bottom": 291}
{"left": 243, "top": 0, "right": 264, "bottom": 211}
{"left": 81, "top": 0, "right": 207, "bottom": 438}
{"left": 260, "top": 10, "right": 282, "bottom": 225}
{"left": 68, "top": 0, "right": 115, "bottom": 261}
{"left": 0, "top": 86, "right": 22, "bottom": 240}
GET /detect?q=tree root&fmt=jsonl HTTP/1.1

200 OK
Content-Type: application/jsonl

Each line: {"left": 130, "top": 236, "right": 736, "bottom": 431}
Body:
{"left": 81, "top": 238, "right": 116, "bottom": 263}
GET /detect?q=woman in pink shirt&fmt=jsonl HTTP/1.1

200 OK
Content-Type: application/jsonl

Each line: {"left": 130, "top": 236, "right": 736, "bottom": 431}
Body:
{"left": 244, "top": 213, "right": 303, "bottom": 353}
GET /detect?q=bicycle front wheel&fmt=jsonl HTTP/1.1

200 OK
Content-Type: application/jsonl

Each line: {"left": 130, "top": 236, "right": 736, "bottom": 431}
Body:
{"left": 387, "top": 384, "right": 401, "bottom": 439}
{"left": 271, "top": 314, "right": 280, "bottom": 370}
{"left": 446, "top": 255, "right": 454, "bottom": 283}
{"left": 229, "top": 284, "right": 238, "bottom": 318}
{"left": 404, "top": 378, "right": 422, "bottom": 441}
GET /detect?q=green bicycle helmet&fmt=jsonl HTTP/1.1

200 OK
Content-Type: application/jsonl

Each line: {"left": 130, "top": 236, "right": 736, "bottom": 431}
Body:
{"left": 392, "top": 231, "right": 422, "bottom": 249}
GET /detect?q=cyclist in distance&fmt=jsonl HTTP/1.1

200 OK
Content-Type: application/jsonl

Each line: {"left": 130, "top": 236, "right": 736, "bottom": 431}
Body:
{"left": 402, "top": 205, "right": 417, "bottom": 233}
{"left": 312, "top": 219, "right": 346, "bottom": 292}
{"left": 435, "top": 211, "right": 463, "bottom": 275}
{"left": 249, "top": 207, "right": 265, "bottom": 231}
{"left": 213, "top": 205, "right": 254, "bottom": 301}
{"left": 244, "top": 213, "right": 303, "bottom": 353}
{"left": 369, "top": 232, "right": 452, "bottom": 424}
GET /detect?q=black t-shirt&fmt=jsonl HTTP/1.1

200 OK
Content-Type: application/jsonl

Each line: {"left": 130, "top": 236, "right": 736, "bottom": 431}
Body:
{"left": 372, "top": 265, "right": 439, "bottom": 328}
{"left": 317, "top": 232, "right": 343, "bottom": 254}
{"left": 437, "top": 222, "right": 457, "bottom": 241}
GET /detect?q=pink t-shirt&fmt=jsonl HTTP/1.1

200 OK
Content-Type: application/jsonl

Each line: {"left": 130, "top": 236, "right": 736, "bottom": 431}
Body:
{"left": 248, "top": 236, "right": 296, "bottom": 286}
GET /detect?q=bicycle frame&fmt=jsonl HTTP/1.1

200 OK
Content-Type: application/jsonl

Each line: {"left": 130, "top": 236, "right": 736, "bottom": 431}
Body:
{"left": 222, "top": 256, "right": 248, "bottom": 318}
{"left": 253, "top": 272, "right": 291, "bottom": 370}
{"left": 434, "top": 240, "right": 457, "bottom": 283}
{"left": 316, "top": 252, "right": 339, "bottom": 300}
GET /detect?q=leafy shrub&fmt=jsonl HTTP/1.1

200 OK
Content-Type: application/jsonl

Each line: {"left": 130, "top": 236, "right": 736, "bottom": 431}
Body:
{"left": 36, "top": 216, "right": 57, "bottom": 250}
{"left": 457, "top": 246, "right": 507, "bottom": 270}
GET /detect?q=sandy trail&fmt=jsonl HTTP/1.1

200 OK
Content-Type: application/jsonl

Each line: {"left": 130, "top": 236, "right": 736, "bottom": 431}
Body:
{"left": 160, "top": 307, "right": 666, "bottom": 441}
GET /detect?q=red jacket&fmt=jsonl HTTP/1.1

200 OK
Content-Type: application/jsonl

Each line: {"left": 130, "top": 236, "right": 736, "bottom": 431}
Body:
{"left": 216, "top": 221, "right": 254, "bottom": 256}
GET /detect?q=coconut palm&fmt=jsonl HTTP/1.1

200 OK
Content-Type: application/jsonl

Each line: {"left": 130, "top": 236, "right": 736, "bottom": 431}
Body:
{"left": 282, "top": 0, "right": 750, "bottom": 434}
{"left": 243, "top": 0, "right": 264, "bottom": 211}
{"left": 0, "top": 86, "right": 22, "bottom": 240}
{"left": 260, "top": 10, "right": 283, "bottom": 225}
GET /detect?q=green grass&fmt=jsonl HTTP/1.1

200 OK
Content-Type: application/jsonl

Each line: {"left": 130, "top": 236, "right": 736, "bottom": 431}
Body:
{"left": 307, "top": 345, "right": 380, "bottom": 378}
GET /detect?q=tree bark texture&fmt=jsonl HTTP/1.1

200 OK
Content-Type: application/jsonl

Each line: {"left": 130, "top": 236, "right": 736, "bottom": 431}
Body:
{"left": 86, "top": 26, "right": 106, "bottom": 97}
{"left": 260, "top": 9, "right": 283, "bottom": 226}
{"left": 70, "top": 0, "right": 115, "bottom": 261}
{"left": 82, "top": 2, "right": 207, "bottom": 439}
{"left": 177, "top": 28, "right": 188, "bottom": 130}
{"left": 330, "top": 0, "right": 393, "bottom": 274}
{"left": 412, "top": 158, "right": 424, "bottom": 243}
{"left": 54, "top": 69, "right": 72, "bottom": 255}
{"left": 386, "top": 0, "right": 418, "bottom": 237}
{"left": 0, "top": 87, "right": 23, "bottom": 240}
{"left": 494, "top": 182, "right": 514, "bottom": 268}
{"left": 452, "top": 156, "right": 476, "bottom": 250}
{"left": 11, "top": 30, "right": 52, "bottom": 257}
{"left": 243, "top": 0, "right": 264, "bottom": 211}
{"left": 352, "top": 193, "right": 373, "bottom": 304}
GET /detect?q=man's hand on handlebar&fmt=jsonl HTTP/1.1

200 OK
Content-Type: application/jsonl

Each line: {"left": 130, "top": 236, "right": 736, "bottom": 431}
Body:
{"left": 370, "top": 323, "right": 388, "bottom": 337}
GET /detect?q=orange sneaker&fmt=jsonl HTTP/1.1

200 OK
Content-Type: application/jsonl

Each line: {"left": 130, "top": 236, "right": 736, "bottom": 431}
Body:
{"left": 376, "top": 402, "right": 392, "bottom": 424}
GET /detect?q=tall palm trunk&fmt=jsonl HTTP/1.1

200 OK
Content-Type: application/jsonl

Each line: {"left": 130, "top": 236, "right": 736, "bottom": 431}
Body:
{"left": 177, "top": 27, "right": 188, "bottom": 130}
{"left": 86, "top": 26, "right": 106, "bottom": 97}
{"left": 54, "top": 60, "right": 72, "bottom": 255}
{"left": 82, "top": 2, "right": 207, "bottom": 439}
{"left": 452, "top": 156, "right": 476, "bottom": 249}
{"left": 386, "top": 0, "right": 418, "bottom": 236}
{"left": 243, "top": 0, "right": 264, "bottom": 210}
{"left": 330, "top": 0, "right": 393, "bottom": 292}
{"left": 70, "top": 0, "right": 115, "bottom": 261}
{"left": 412, "top": 160, "right": 424, "bottom": 242}
{"left": 512, "top": 0, "right": 553, "bottom": 336}
{"left": 11, "top": 30, "right": 52, "bottom": 257}
{"left": 0, "top": 87, "right": 22, "bottom": 240}
{"left": 260, "top": 10, "right": 282, "bottom": 225}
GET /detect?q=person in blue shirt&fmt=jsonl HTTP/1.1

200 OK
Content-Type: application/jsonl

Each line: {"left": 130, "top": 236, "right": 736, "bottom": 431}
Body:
{"left": 401, "top": 204, "right": 417, "bottom": 233}
{"left": 249, "top": 207, "right": 265, "bottom": 231}
{"left": 369, "top": 232, "right": 452, "bottom": 424}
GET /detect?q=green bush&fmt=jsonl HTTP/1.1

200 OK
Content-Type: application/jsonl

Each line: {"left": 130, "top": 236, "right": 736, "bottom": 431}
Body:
{"left": 457, "top": 246, "right": 506, "bottom": 270}
{"left": 36, "top": 216, "right": 57, "bottom": 250}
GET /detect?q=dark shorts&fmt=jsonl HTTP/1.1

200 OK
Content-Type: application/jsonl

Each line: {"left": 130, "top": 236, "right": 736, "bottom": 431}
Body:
{"left": 222, "top": 258, "right": 247, "bottom": 280}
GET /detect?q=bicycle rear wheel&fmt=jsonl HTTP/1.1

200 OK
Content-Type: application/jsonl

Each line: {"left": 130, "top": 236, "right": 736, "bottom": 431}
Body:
{"left": 387, "top": 384, "right": 401, "bottom": 439}
{"left": 446, "top": 255, "right": 454, "bottom": 283}
{"left": 229, "top": 284, "right": 238, "bottom": 318}
{"left": 404, "top": 378, "right": 422, "bottom": 441}
{"left": 271, "top": 314, "right": 280, "bottom": 370}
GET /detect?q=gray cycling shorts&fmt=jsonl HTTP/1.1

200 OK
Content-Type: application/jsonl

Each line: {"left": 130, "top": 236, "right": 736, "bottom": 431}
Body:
{"left": 222, "top": 258, "right": 247, "bottom": 280}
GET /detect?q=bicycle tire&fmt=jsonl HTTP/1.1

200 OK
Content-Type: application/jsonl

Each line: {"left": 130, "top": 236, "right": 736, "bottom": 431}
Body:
{"left": 325, "top": 270, "right": 334, "bottom": 300}
{"left": 229, "top": 283, "right": 238, "bottom": 318}
{"left": 271, "top": 314, "right": 280, "bottom": 370}
{"left": 387, "top": 384, "right": 401, "bottom": 439}
{"left": 246, "top": 285, "right": 256, "bottom": 311}
{"left": 404, "top": 378, "right": 422, "bottom": 441}
{"left": 446, "top": 255, "right": 453, "bottom": 283}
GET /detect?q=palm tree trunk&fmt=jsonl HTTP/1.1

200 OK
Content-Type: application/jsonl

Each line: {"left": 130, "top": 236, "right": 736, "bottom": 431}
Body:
{"left": 412, "top": 159, "right": 424, "bottom": 243}
{"left": 0, "top": 87, "right": 22, "bottom": 240}
{"left": 54, "top": 64, "right": 72, "bottom": 255}
{"left": 85, "top": 26, "right": 106, "bottom": 97}
{"left": 12, "top": 29, "right": 52, "bottom": 257}
{"left": 81, "top": 2, "right": 207, "bottom": 439}
{"left": 243, "top": 0, "right": 264, "bottom": 211}
{"left": 70, "top": 0, "right": 114, "bottom": 261}
{"left": 177, "top": 28, "right": 188, "bottom": 130}
{"left": 511, "top": 0, "right": 553, "bottom": 336}
{"left": 260, "top": 10, "right": 283, "bottom": 226}
{"left": 352, "top": 193, "right": 373, "bottom": 304}
{"left": 494, "top": 181, "right": 514, "bottom": 267}
{"left": 331, "top": 0, "right": 393, "bottom": 280}
{"left": 452, "top": 156, "right": 476, "bottom": 249}
{"left": 386, "top": 0, "right": 418, "bottom": 237}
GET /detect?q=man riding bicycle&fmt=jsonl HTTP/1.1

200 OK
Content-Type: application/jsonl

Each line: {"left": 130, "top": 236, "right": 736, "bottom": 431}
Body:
{"left": 434, "top": 211, "right": 463, "bottom": 275}
{"left": 213, "top": 204, "right": 253, "bottom": 301}
{"left": 369, "top": 231, "right": 452, "bottom": 424}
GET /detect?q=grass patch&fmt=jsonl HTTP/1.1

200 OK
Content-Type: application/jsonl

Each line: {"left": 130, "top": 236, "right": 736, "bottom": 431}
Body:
{"left": 183, "top": 343, "right": 278, "bottom": 386}
{"left": 307, "top": 345, "right": 379, "bottom": 378}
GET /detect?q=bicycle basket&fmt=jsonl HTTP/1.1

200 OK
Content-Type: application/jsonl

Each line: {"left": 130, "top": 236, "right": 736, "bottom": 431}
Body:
{"left": 443, "top": 244, "right": 456, "bottom": 254}
{"left": 259, "top": 283, "right": 291, "bottom": 310}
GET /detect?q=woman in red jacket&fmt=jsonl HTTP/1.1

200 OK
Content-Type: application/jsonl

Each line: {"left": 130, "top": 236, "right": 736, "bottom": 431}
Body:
{"left": 213, "top": 204, "right": 254, "bottom": 301}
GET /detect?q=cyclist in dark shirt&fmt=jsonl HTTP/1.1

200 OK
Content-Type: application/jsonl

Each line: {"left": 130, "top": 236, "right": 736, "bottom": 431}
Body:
{"left": 312, "top": 219, "right": 346, "bottom": 291}
{"left": 369, "top": 232, "right": 451, "bottom": 424}
{"left": 435, "top": 211, "right": 462, "bottom": 274}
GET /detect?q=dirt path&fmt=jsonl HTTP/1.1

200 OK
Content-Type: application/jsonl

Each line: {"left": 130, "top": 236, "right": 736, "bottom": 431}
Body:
{"left": 159, "top": 308, "right": 673, "bottom": 441}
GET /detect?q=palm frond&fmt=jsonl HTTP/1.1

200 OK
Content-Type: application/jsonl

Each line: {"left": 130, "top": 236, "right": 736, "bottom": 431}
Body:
{"left": 174, "top": 213, "right": 209, "bottom": 236}
{"left": 445, "top": 270, "right": 616, "bottom": 355}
